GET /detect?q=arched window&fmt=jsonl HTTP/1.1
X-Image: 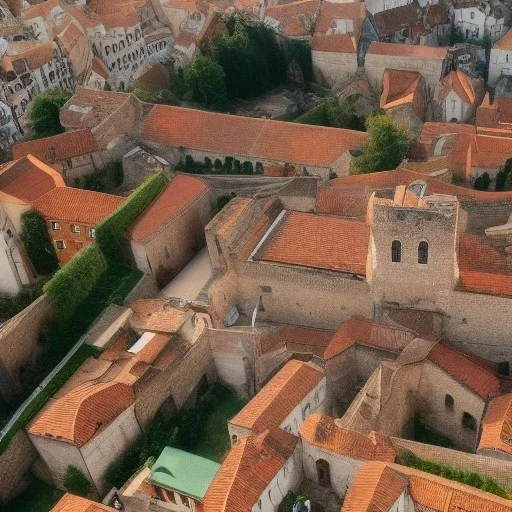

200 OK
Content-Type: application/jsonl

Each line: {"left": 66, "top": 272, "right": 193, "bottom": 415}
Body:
{"left": 231, "top": 434, "right": 238, "bottom": 445}
{"left": 462, "top": 412, "right": 477, "bottom": 431}
{"left": 445, "top": 394, "right": 454, "bottom": 410}
{"left": 418, "top": 241, "right": 428, "bottom": 264}
{"left": 391, "top": 240, "right": 402, "bottom": 263}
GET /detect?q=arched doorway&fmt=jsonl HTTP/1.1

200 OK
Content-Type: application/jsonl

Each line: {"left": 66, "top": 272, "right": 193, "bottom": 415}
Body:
{"left": 316, "top": 459, "right": 331, "bottom": 488}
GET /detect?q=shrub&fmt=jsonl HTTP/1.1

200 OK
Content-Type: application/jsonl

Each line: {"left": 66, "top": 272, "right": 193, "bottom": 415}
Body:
{"left": 0, "top": 278, "right": 50, "bottom": 322}
{"left": 214, "top": 158, "right": 223, "bottom": 170}
{"left": 95, "top": 172, "right": 167, "bottom": 264}
{"left": 185, "top": 155, "right": 195, "bottom": 170}
{"left": 63, "top": 466, "right": 91, "bottom": 497}
{"left": 27, "top": 90, "right": 72, "bottom": 139}
{"left": 242, "top": 161, "right": 253, "bottom": 174}
{"left": 212, "top": 194, "right": 235, "bottom": 215}
{"left": 224, "top": 156, "right": 233, "bottom": 172}
{"left": 474, "top": 172, "right": 491, "bottom": 191}
{"left": 204, "top": 157, "right": 213, "bottom": 169}
{"left": 233, "top": 159, "right": 241, "bottom": 174}
{"left": 20, "top": 210, "right": 59, "bottom": 275}
{"left": 43, "top": 244, "right": 107, "bottom": 320}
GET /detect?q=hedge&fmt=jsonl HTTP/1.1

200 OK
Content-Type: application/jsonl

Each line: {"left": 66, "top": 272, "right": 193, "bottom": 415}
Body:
{"left": 63, "top": 466, "right": 91, "bottom": 496}
{"left": 43, "top": 244, "right": 107, "bottom": 320}
{"left": 399, "top": 452, "right": 510, "bottom": 499}
{"left": 19, "top": 210, "right": 59, "bottom": 275}
{"left": 96, "top": 172, "right": 168, "bottom": 264}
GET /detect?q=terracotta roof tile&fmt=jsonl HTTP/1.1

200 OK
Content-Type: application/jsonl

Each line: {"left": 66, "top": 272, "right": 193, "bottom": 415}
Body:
{"left": 28, "top": 381, "right": 135, "bottom": 446}
{"left": 311, "top": 33, "right": 357, "bottom": 53}
{"left": 141, "top": 105, "right": 367, "bottom": 167}
{"left": 428, "top": 343, "right": 501, "bottom": 399}
{"left": 258, "top": 211, "right": 369, "bottom": 275}
{"left": 316, "top": 185, "right": 369, "bottom": 218}
{"left": 0, "top": 155, "right": 65, "bottom": 202}
{"left": 134, "top": 63, "right": 170, "bottom": 91}
{"left": 33, "top": 187, "right": 123, "bottom": 225}
{"left": 300, "top": 414, "right": 396, "bottom": 461}
{"left": 91, "top": 56, "right": 109, "bottom": 80}
{"left": 374, "top": 1, "right": 420, "bottom": 36}
{"left": 203, "top": 429, "right": 297, "bottom": 512}
{"left": 101, "top": 12, "right": 140, "bottom": 29}
{"left": 478, "top": 393, "right": 512, "bottom": 456}
{"left": 437, "top": 70, "right": 476, "bottom": 105}
{"left": 4, "top": 41, "right": 55, "bottom": 70}
{"left": 265, "top": 0, "right": 320, "bottom": 37}
{"left": 341, "top": 462, "right": 407, "bottom": 512}
{"left": 129, "top": 174, "right": 208, "bottom": 243}
{"left": 381, "top": 69, "right": 423, "bottom": 110}
{"left": 324, "top": 317, "right": 416, "bottom": 360}
{"left": 315, "top": 1, "right": 365, "bottom": 37}
{"left": 494, "top": 28, "right": 512, "bottom": 50}
{"left": 129, "top": 299, "right": 190, "bottom": 333}
{"left": 12, "top": 130, "right": 100, "bottom": 163}
{"left": 367, "top": 41, "right": 448, "bottom": 59}
{"left": 51, "top": 493, "right": 116, "bottom": 512}
{"left": 230, "top": 360, "right": 324, "bottom": 432}
{"left": 261, "top": 326, "right": 335, "bottom": 354}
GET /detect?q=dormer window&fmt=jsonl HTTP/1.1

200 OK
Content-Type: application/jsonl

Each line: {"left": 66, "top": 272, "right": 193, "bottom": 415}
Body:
{"left": 391, "top": 240, "right": 402, "bottom": 263}
{"left": 418, "top": 241, "right": 428, "bottom": 264}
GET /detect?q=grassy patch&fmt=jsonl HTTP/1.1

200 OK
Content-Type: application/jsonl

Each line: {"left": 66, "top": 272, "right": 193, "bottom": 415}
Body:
{"left": 6, "top": 475, "right": 64, "bottom": 512}
{"left": 193, "top": 391, "right": 246, "bottom": 462}
{"left": 399, "top": 452, "right": 511, "bottom": 499}
{"left": 414, "top": 416, "right": 454, "bottom": 449}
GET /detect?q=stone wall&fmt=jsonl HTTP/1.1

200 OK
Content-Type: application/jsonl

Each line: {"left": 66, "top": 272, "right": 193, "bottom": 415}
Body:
{"left": 0, "top": 431, "right": 38, "bottom": 503}
{"left": 0, "top": 294, "right": 54, "bottom": 403}
{"left": 390, "top": 437, "right": 512, "bottom": 489}
{"left": 312, "top": 51, "right": 358, "bottom": 89}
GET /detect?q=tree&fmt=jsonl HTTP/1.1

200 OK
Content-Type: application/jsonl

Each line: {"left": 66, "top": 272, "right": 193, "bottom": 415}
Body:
{"left": 63, "top": 465, "right": 91, "bottom": 497}
{"left": 20, "top": 210, "right": 59, "bottom": 275}
{"left": 26, "top": 90, "right": 72, "bottom": 139}
{"left": 474, "top": 172, "right": 491, "bottom": 191}
{"left": 353, "top": 114, "right": 415, "bottom": 174}
{"left": 325, "top": 97, "right": 365, "bottom": 131}
{"left": 184, "top": 54, "right": 228, "bottom": 108}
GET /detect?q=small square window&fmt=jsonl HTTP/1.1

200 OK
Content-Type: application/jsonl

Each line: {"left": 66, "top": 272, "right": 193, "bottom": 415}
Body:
{"left": 51, "top": 221, "right": 61, "bottom": 231}
{"left": 88, "top": 227, "right": 96, "bottom": 238}
{"left": 55, "top": 240, "right": 66, "bottom": 250}
{"left": 71, "top": 224, "right": 80, "bottom": 234}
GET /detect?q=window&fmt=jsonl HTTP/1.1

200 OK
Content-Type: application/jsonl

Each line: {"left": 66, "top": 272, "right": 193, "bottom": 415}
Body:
{"left": 51, "top": 221, "right": 61, "bottom": 231}
{"left": 418, "top": 241, "right": 428, "bottom": 264}
{"left": 462, "top": 412, "right": 477, "bottom": 431}
{"left": 470, "top": 11, "right": 475, "bottom": 19}
{"left": 445, "top": 394, "right": 454, "bottom": 410}
{"left": 231, "top": 434, "right": 238, "bottom": 445}
{"left": 88, "top": 227, "right": 96, "bottom": 238}
{"left": 391, "top": 240, "right": 402, "bottom": 263}
{"left": 55, "top": 240, "right": 66, "bottom": 250}
{"left": 71, "top": 224, "right": 80, "bottom": 234}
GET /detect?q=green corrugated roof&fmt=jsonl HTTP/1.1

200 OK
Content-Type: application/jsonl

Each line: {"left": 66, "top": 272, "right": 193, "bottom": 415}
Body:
{"left": 148, "top": 447, "right": 220, "bottom": 501}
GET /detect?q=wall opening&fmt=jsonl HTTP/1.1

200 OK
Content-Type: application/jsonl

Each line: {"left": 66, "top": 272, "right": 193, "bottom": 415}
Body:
{"left": 316, "top": 459, "right": 331, "bottom": 488}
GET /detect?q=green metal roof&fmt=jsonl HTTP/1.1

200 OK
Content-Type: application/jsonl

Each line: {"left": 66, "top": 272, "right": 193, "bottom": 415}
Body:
{"left": 148, "top": 447, "right": 220, "bottom": 501}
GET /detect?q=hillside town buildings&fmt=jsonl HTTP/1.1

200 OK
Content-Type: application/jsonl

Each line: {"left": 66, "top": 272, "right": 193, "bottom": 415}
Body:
{"left": 3, "top": 1, "right": 512, "bottom": 512}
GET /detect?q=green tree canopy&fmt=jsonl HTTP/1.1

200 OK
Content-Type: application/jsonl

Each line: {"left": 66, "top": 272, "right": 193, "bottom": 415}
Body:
{"left": 27, "top": 90, "right": 72, "bottom": 139}
{"left": 63, "top": 465, "right": 91, "bottom": 497}
{"left": 20, "top": 210, "right": 59, "bottom": 275}
{"left": 353, "top": 114, "right": 415, "bottom": 174}
{"left": 184, "top": 53, "right": 228, "bottom": 108}
{"left": 324, "top": 97, "right": 365, "bottom": 131}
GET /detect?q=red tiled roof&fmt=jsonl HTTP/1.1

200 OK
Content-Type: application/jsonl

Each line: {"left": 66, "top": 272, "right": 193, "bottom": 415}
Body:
{"left": 316, "top": 184, "right": 369, "bottom": 218}
{"left": 51, "top": 493, "right": 116, "bottom": 512}
{"left": 258, "top": 211, "right": 369, "bottom": 275}
{"left": 33, "top": 187, "right": 123, "bottom": 224}
{"left": 494, "top": 28, "right": 512, "bottom": 50}
{"left": 437, "top": 70, "right": 476, "bottom": 105}
{"left": 315, "top": 1, "right": 365, "bottom": 36}
{"left": 381, "top": 69, "right": 423, "bottom": 109}
{"left": 12, "top": 130, "right": 100, "bottom": 163}
{"left": 342, "top": 462, "right": 406, "bottom": 512}
{"left": 300, "top": 414, "right": 396, "bottom": 462}
{"left": 428, "top": 343, "right": 501, "bottom": 399}
{"left": 311, "top": 33, "right": 357, "bottom": 53}
{"left": 28, "top": 381, "right": 135, "bottom": 446}
{"left": 0, "top": 155, "right": 65, "bottom": 202}
{"left": 324, "top": 317, "right": 416, "bottom": 360}
{"left": 203, "top": 429, "right": 297, "bottom": 512}
{"left": 265, "top": 0, "right": 320, "bottom": 37}
{"left": 141, "top": 105, "right": 367, "bottom": 167}
{"left": 478, "top": 393, "right": 512, "bottom": 456}
{"left": 4, "top": 41, "right": 55, "bottom": 70}
{"left": 91, "top": 56, "right": 109, "bottom": 80}
{"left": 128, "top": 299, "right": 189, "bottom": 333}
{"left": 230, "top": 360, "right": 324, "bottom": 433}
{"left": 373, "top": 1, "right": 420, "bottom": 36}
{"left": 129, "top": 174, "right": 208, "bottom": 243}
{"left": 261, "top": 326, "right": 335, "bottom": 355}
{"left": 367, "top": 41, "right": 448, "bottom": 59}
{"left": 134, "top": 63, "right": 170, "bottom": 91}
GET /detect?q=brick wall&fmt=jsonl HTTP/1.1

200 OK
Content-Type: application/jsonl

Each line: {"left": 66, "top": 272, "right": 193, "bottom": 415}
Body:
{"left": 0, "top": 294, "right": 54, "bottom": 403}
{"left": 47, "top": 219, "right": 96, "bottom": 265}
